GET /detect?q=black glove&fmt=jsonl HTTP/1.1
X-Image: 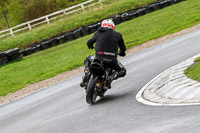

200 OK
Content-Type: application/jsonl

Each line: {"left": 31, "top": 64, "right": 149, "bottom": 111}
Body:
{"left": 88, "top": 45, "right": 94, "bottom": 49}
{"left": 118, "top": 51, "right": 126, "bottom": 57}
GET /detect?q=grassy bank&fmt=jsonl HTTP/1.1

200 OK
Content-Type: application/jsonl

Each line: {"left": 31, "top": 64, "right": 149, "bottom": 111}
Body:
{"left": 184, "top": 57, "right": 200, "bottom": 82}
{"left": 0, "top": 0, "right": 200, "bottom": 96}
{"left": 0, "top": 0, "right": 156, "bottom": 52}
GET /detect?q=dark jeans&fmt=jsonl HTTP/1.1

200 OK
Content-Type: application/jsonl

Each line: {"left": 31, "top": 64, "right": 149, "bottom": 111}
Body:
{"left": 84, "top": 55, "right": 126, "bottom": 78}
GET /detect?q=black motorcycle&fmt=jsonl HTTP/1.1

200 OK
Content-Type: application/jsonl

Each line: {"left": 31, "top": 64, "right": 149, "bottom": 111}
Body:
{"left": 84, "top": 58, "right": 114, "bottom": 105}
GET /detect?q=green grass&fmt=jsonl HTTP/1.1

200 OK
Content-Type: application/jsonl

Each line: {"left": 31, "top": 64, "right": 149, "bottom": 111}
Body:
{"left": 184, "top": 57, "right": 200, "bottom": 81}
{"left": 195, "top": 57, "right": 200, "bottom": 62}
{"left": 0, "top": 0, "right": 200, "bottom": 96}
{"left": 0, "top": 0, "right": 156, "bottom": 52}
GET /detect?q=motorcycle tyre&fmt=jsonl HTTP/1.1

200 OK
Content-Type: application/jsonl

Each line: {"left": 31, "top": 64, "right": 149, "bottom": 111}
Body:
{"left": 86, "top": 75, "right": 99, "bottom": 105}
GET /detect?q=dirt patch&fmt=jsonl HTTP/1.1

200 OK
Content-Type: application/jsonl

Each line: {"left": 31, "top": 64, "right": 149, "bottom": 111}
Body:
{"left": 1, "top": 24, "right": 200, "bottom": 105}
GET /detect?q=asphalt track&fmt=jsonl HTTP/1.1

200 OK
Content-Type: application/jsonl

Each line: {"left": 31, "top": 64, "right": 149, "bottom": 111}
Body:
{"left": 0, "top": 29, "right": 200, "bottom": 133}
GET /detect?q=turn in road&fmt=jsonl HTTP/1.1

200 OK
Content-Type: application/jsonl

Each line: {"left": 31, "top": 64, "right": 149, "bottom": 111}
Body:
{"left": 0, "top": 29, "right": 200, "bottom": 133}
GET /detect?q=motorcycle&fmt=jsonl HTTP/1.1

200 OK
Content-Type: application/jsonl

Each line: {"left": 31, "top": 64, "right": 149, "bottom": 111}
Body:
{"left": 84, "top": 58, "right": 115, "bottom": 105}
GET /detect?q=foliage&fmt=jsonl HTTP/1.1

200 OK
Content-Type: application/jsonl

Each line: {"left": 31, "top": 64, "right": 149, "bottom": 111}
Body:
{"left": 0, "top": 0, "right": 10, "bottom": 30}
{"left": 5, "top": 0, "right": 24, "bottom": 27}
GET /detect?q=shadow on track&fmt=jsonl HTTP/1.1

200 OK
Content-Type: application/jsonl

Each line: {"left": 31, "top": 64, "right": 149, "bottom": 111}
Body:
{"left": 93, "top": 91, "right": 131, "bottom": 105}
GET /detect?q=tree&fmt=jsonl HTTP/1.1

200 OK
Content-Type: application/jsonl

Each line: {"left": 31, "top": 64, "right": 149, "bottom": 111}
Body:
{"left": 6, "top": 0, "right": 24, "bottom": 26}
{"left": 0, "top": 0, "right": 10, "bottom": 28}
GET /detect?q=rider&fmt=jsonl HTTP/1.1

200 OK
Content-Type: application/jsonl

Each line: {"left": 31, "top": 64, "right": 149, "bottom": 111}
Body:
{"left": 80, "top": 19, "right": 127, "bottom": 88}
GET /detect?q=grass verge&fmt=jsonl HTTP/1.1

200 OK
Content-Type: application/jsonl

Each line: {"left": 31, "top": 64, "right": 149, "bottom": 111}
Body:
{"left": 0, "top": 0, "right": 200, "bottom": 96}
{"left": 184, "top": 57, "right": 200, "bottom": 81}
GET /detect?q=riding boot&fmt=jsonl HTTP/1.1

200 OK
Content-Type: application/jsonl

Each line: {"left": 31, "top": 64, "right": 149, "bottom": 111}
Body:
{"left": 105, "top": 71, "right": 118, "bottom": 89}
{"left": 80, "top": 69, "right": 90, "bottom": 88}
{"left": 80, "top": 74, "right": 87, "bottom": 87}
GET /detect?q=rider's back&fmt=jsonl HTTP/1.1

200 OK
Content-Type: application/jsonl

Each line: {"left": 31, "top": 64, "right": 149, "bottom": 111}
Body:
{"left": 87, "top": 27, "right": 126, "bottom": 59}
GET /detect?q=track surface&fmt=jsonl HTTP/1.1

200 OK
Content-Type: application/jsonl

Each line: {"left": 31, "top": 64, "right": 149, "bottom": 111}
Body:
{"left": 1, "top": 29, "right": 200, "bottom": 133}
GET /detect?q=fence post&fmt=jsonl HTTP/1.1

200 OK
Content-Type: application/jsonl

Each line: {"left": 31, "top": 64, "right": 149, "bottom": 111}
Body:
{"left": 63, "top": 10, "right": 67, "bottom": 15}
{"left": 10, "top": 28, "right": 14, "bottom": 36}
{"left": 46, "top": 17, "right": 50, "bottom": 24}
{"left": 28, "top": 23, "right": 32, "bottom": 30}
{"left": 81, "top": 4, "right": 85, "bottom": 11}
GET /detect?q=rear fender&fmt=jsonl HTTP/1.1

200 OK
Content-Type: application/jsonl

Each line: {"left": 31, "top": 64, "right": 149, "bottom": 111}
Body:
{"left": 89, "top": 75, "right": 99, "bottom": 83}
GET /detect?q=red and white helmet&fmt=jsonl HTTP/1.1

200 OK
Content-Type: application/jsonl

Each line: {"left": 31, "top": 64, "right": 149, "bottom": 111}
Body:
{"left": 101, "top": 19, "right": 115, "bottom": 30}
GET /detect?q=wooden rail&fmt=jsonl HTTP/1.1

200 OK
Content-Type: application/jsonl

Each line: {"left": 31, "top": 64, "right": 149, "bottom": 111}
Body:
{"left": 0, "top": 0, "right": 102, "bottom": 38}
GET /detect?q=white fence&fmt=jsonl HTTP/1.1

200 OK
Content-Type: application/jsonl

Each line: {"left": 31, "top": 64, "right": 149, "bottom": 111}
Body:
{"left": 0, "top": 0, "right": 102, "bottom": 38}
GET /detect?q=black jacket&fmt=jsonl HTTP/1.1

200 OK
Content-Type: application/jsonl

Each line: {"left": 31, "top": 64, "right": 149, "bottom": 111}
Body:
{"left": 87, "top": 27, "right": 126, "bottom": 58}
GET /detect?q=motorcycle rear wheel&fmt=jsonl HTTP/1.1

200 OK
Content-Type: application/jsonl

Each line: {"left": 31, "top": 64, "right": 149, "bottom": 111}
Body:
{"left": 86, "top": 75, "right": 98, "bottom": 105}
